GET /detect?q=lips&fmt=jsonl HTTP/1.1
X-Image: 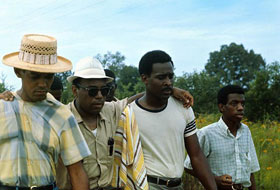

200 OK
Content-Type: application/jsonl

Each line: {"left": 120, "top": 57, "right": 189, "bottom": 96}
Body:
{"left": 91, "top": 102, "right": 104, "bottom": 108}
{"left": 162, "top": 88, "right": 173, "bottom": 96}
{"left": 34, "top": 90, "right": 47, "bottom": 95}
{"left": 236, "top": 113, "right": 244, "bottom": 119}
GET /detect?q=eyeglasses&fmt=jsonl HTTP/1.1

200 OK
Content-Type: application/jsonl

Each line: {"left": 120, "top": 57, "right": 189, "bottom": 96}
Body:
{"left": 76, "top": 84, "right": 110, "bottom": 97}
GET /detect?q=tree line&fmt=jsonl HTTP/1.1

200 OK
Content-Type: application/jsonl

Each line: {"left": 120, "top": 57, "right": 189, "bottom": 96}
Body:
{"left": 1, "top": 42, "right": 279, "bottom": 121}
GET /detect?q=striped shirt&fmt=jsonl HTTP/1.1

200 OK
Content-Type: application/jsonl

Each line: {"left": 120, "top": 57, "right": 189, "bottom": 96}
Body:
{"left": 0, "top": 92, "right": 91, "bottom": 187}
{"left": 184, "top": 118, "right": 260, "bottom": 188}
{"left": 131, "top": 96, "right": 197, "bottom": 178}
{"left": 111, "top": 105, "right": 148, "bottom": 190}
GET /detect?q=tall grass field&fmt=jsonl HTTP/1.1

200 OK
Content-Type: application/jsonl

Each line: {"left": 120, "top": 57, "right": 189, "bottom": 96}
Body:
{"left": 183, "top": 114, "right": 280, "bottom": 190}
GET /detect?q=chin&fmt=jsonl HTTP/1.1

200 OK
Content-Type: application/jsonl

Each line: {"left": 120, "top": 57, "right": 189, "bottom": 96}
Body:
{"left": 32, "top": 95, "right": 47, "bottom": 102}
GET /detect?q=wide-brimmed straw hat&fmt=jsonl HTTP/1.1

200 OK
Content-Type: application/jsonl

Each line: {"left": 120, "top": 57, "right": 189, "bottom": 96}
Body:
{"left": 67, "top": 56, "right": 113, "bottom": 83}
{"left": 2, "top": 34, "right": 72, "bottom": 73}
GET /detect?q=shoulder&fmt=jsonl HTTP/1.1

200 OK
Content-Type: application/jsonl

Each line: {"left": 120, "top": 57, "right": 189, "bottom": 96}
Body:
{"left": 240, "top": 122, "right": 252, "bottom": 135}
{"left": 199, "top": 122, "right": 218, "bottom": 135}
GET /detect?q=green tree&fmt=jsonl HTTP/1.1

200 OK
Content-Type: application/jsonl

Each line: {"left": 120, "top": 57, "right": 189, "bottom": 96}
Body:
{"left": 246, "top": 61, "right": 280, "bottom": 121}
{"left": 0, "top": 74, "right": 13, "bottom": 93}
{"left": 95, "top": 52, "right": 143, "bottom": 99}
{"left": 55, "top": 71, "right": 74, "bottom": 104}
{"left": 96, "top": 51, "right": 125, "bottom": 77}
{"left": 205, "top": 43, "right": 266, "bottom": 89}
{"left": 174, "top": 71, "right": 221, "bottom": 114}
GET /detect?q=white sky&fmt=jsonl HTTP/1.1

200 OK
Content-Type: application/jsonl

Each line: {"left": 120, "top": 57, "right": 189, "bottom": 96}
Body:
{"left": 0, "top": 0, "right": 279, "bottom": 90}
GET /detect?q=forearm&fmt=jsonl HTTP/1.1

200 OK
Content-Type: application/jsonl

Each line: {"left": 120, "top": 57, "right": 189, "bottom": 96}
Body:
{"left": 185, "top": 168, "right": 198, "bottom": 178}
{"left": 191, "top": 152, "right": 217, "bottom": 190}
{"left": 67, "top": 161, "right": 89, "bottom": 190}
{"left": 127, "top": 92, "right": 144, "bottom": 104}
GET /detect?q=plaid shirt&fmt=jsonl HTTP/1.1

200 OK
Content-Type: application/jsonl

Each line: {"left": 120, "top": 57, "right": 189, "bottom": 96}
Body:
{"left": 184, "top": 118, "right": 260, "bottom": 188}
{"left": 0, "top": 93, "right": 91, "bottom": 187}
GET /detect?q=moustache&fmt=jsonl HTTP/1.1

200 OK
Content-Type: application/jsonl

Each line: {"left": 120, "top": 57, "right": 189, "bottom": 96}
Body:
{"left": 162, "top": 87, "right": 173, "bottom": 92}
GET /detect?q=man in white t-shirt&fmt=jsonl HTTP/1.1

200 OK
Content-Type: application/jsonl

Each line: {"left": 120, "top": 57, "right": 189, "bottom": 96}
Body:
{"left": 131, "top": 50, "right": 217, "bottom": 190}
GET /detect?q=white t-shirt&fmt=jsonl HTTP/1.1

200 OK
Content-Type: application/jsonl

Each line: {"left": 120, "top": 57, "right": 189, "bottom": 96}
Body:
{"left": 131, "top": 96, "right": 197, "bottom": 178}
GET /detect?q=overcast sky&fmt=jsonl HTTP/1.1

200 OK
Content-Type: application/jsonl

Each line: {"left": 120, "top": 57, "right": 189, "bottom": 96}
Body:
{"left": 0, "top": 0, "right": 279, "bottom": 90}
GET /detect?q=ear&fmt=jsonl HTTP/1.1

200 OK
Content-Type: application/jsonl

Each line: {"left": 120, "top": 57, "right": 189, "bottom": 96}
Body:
{"left": 14, "top": 68, "right": 23, "bottom": 78}
{"left": 218, "top": 103, "right": 225, "bottom": 113}
{"left": 72, "top": 85, "right": 78, "bottom": 98}
{"left": 141, "top": 74, "right": 149, "bottom": 85}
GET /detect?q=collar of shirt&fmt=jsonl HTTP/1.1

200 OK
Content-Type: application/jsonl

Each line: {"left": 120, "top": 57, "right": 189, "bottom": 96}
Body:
{"left": 218, "top": 117, "right": 245, "bottom": 139}
{"left": 13, "top": 91, "right": 60, "bottom": 106}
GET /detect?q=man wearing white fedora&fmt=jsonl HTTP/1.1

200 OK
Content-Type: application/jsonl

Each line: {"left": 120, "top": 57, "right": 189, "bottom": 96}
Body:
{"left": 56, "top": 56, "right": 147, "bottom": 190}
{"left": 0, "top": 34, "right": 91, "bottom": 190}
{"left": 55, "top": 56, "right": 192, "bottom": 190}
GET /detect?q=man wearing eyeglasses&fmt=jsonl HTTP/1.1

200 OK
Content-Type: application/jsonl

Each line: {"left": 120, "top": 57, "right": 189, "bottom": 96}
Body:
{"left": 55, "top": 56, "right": 130, "bottom": 190}
{"left": 55, "top": 56, "right": 193, "bottom": 190}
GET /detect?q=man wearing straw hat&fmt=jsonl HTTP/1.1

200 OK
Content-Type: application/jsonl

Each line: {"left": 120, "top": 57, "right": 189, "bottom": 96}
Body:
{"left": 0, "top": 34, "right": 91, "bottom": 190}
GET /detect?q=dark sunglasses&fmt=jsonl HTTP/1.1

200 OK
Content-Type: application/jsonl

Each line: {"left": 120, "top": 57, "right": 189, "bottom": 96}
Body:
{"left": 76, "top": 84, "right": 110, "bottom": 97}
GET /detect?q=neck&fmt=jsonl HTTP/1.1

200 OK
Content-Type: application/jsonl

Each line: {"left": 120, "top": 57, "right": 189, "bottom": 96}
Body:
{"left": 74, "top": 99, "right": 98, "bottom": 119}
{"left": 139, "top": 93, "right": 168, "bottom": 110}
{"left": 222, "top": 116, "right": 241, "bottom": 136}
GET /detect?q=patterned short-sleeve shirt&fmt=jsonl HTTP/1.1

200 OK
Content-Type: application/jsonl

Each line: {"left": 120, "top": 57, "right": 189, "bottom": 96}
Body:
{"left": 184, "top": 117, "right": 260, "bottom": 187}
{"left": 0, "top": 93, "right": 91, "bottom": 187}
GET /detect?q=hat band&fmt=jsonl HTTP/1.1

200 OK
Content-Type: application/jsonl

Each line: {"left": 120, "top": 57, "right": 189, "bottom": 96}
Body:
{"left": 18, "top": 50, "right": 57, "bottom": 65}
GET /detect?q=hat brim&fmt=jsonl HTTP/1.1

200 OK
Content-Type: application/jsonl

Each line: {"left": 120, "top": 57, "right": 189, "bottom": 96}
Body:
{"left": 2, "top": 52, "right": 72, "bottom": 73}
{"left": 67, "top": 75, "right": 113, "bottom": 84}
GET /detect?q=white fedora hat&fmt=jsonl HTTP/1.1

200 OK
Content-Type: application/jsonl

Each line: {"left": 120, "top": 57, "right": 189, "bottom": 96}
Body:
{"left": 2, "top": 34, "right": 72, "bottom": 73}
{"left": 67, "top": 57, "right": 113, "bottom": 83}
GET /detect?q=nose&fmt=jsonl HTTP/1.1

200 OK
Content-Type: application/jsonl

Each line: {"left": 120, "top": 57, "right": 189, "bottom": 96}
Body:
{"left": 237, "top": 103, "right": 244, "bottom": 111}
{"left": 95, "top": 89, "right": 104, "bottom": 99}
{"left": 37, "top": 78, "right": 48, "bottom": 88}
{"left": 163, "top": 76, "right": 172, "bottom": 86}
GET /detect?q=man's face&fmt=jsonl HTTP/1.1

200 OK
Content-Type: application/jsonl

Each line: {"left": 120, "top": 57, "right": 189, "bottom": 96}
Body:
{"left": 106, "top": 81, "right": 116, "bottom": 102}
{"left": 73, "top": 78, "right": 109, "bottom": 115}
{"left": 142, "top": 62, "right": 174, "bottom": 103}
{"left": 219, "top": 93, "right": 245, "bottom": 123}
{"left": 15, "top": 69, "right": 54, "bottom": 102}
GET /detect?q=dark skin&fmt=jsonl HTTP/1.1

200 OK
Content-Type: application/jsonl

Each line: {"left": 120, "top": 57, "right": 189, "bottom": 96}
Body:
{"left": 14, "top": 68, "right": 54, "bottom": 102}
{"left": 12, "top": 68, "right": 89, "bottom": 190}
{"left": 139, "top": 62, "right": 217, "bottom": 190}
{"left": 186, "top": 93, "right": 256, "bottom": 190}
{"left": 72, "top": 79, "right": 108, "bottom": 130}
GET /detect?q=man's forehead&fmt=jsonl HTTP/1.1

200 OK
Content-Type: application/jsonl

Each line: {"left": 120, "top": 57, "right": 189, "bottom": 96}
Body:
{"left": 151, "top": 62, "right": 174, "bottom": 73}
{"left": 228, "top": 93, "right": 245, "bottom": 100}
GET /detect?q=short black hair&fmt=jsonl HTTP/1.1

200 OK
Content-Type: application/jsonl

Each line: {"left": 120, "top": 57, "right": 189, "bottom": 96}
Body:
{"left": 138, "top": 50, "right": 174, "bottom": 76}
{"left": 104, "top": 69, "right": 116, "bottom": 80}
{"left": 51, "top": 76, "right": 63, "bottom": 91}
{"left": 217, "top": 85, "right": 244, "bottom": 105}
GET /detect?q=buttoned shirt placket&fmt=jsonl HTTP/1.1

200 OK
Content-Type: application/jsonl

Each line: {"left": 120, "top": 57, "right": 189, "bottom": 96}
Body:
{"left": 226, "top": 127, "right": 242, "bottom": 184}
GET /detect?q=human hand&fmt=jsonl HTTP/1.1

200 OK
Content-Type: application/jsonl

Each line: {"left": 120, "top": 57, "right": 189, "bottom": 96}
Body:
{"left": 215, "top": 174, "right": 233, "bottom": 189}
{"left": 0, "top": 91, "right": 14, "bottom": 101}
{"left": 172, "top": 87, "right": 194, "bottom": 108}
